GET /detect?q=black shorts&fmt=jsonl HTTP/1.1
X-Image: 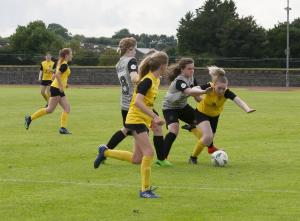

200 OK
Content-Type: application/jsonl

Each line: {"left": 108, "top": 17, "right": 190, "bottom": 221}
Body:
{"left": 163, "top": 104, "right": 197, "bottom": 127}
{"left": 125, "top": 124, "right": 149, "bottom": 134}
{"left": 41, "top": 80, "right": 52, "bottom": 86}
{"left": 50, "top": 86, "right": 65, "bottom": 97}
{"left": 195, "top": 109, "right": 219, "bottom": 134}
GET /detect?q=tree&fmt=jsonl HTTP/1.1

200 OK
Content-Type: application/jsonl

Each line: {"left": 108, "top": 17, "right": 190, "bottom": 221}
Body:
{"left": 176, "top": 0, "right": 267, "bottom": 60}
{"left": 72, "top": 49, "right": 99, "bottom": 66}
{"left": 47, "top": 23, "right": 71, "bottom": 40}
{"left": 112, "top": 29, "right": 132, "bottom": 39}
{"left": 10, "top": 20, "right": 63, "bottom": 55}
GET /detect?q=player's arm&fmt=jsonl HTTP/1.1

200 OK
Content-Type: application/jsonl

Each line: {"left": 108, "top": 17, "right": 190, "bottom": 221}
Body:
{"left": 38, "top": 64, "right": 43, "bottom": 81}
{"left": 225, "top": 89, "right": 256, "bottom": 113}
{"left": 54, "top": 64, "right": 68, "bottom": 92}
{"left": 134, "top": 78, "right": 165, "bottom": 125}
{"left": 176, "top": 80, "right": 211, "bottom": 97}
{"left": 128, "top": 58, "right": 139, "bottom": 84}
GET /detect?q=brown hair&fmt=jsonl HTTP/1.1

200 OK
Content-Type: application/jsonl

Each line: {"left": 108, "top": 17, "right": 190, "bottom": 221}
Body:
{"left": 167, "top": 58, "right": 194, "bottom": 82}
{"left": 57, "top": 48, "right": 72, "bottom": 67}
{"left": 138, "top": 51, "right": 169, "bottom": 81}
{"left": 117, "top": 37, "right": 137, "bottom": 56}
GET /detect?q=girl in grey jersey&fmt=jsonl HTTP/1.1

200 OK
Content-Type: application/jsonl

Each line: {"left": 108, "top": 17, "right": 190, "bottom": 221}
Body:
{"left": 156, "top": 58, "right": 211, "bottom": 166}
{"left": 104, "top": 38, "right": 139, "bottom": 150}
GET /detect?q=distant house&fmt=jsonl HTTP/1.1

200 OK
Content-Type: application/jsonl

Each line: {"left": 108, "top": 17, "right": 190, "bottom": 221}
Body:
{"left": 80, "top": 42, "right": 101, "bottom": 52}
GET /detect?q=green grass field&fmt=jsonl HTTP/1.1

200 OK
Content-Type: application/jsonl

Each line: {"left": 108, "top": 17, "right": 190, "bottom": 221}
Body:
{"left": 0, "top": 86, "right": 300, "bottom": 221}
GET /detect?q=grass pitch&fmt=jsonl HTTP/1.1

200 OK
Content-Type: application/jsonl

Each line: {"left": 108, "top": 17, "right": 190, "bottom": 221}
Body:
{"left": 0, "top": 86, "right": 299, "bottom": 221}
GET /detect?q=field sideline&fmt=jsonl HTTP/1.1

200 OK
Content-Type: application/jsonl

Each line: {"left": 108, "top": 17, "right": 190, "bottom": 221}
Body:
{"left": 0, "top": 86, "right": 299, "bottom": 221}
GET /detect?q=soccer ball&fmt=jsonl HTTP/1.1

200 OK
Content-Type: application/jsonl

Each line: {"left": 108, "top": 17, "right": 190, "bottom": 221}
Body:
{"left": 211, "top": 150, "right": 228, "bottom": 167}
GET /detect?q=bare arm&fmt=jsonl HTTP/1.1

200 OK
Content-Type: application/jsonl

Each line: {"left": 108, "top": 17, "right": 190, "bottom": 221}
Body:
{"left": 38, "top": 70, "right": 42, "bottom": 81}
{"left": 130, "top": 72, "right": 139, "bottom": 84}
{"left": 233, "top": 97, "right": 256, "bottom": 113}
{"left": 183, "top": 86, "right": 212, "bottom": 97}
{"left": 134, "top": 94, "right": 165, "bottom": 125}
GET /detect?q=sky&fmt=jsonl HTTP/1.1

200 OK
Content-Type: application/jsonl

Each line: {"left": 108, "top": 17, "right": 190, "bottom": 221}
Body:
{"left": 0, "top": 0, "right": 299, "bottom": 37}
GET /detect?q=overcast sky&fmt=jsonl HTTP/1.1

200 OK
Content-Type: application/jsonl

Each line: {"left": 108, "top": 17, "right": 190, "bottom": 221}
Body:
{"left": 0, "top": 0, "right": 299, "bottom": 37}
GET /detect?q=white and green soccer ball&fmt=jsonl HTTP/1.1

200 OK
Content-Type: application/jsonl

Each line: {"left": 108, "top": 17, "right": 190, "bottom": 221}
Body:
{"left": 211, "top": 150, "right": 228, "bottom": 167}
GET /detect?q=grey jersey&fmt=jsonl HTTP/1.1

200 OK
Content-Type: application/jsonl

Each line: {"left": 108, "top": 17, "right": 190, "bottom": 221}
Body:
{"left": 116, "top": 56, "right": 137, "bottom": 110}
{"left": 162, "top": 75, "right": 197, "bottom": 110}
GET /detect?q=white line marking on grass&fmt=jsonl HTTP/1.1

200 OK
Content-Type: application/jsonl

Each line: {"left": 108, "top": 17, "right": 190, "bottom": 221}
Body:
{"left": 0, "top": 178, "right": 299, "bottom": 194}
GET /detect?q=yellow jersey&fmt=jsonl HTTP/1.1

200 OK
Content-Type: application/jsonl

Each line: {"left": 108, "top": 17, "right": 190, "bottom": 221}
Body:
{"left": 197, "top": 82, "right": 236, "bottom": 117}
{"left": 125, "top": 72, "right": 160, "bottom": 127}
{"left": 51, "top": 61, "right": 71, "bottom": 89}
{"left": 41, "top": 60, "right": 55, "bottom": 81}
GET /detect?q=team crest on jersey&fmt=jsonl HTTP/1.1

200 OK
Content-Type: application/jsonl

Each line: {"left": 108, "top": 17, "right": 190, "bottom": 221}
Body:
{"left": 131, "top": 64, "right": 137, "bottom": 70}
{"left": 181, "top": 83, "right": 187, "bottom": 89}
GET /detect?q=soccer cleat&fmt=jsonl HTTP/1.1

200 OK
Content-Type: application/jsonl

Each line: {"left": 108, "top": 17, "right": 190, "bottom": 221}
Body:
{"left": 188, "top": 156, "right": 198, "bottom": 164}
{"left": 140, "top": 187, "right": 159, "bottom": 198}
{"left": 181, "top": 124, "right": 196, "bottom": 132}
{"left": 94, "top": 145, "right": 107, "bottom": 169}
{"left": 59, "top": 127, "right": 72, "bottom": 135}
{"left": 24, "top": 115, "right": 32, "bottom": 130}
{"left": 155, "top": 159, "right": 173, "bottom": 167}
{"left": 208, "top": 145, "right": 219, "bottom": 154}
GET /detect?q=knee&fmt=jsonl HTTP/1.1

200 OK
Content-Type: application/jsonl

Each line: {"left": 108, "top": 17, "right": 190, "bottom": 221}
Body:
{"left": 46, "top": 107, "right": 54, "bottom": 114}
{"left": 132, "top": 158, "right": 142, "bottom": 165}
{"left": 168, "top": 124, "right": 179, "bottom": 135}
{"left": 65, "top": 107, "right": 71, "bottom": 113}
{"left": 201, "top": 133, "right": 213, "bottom": 146}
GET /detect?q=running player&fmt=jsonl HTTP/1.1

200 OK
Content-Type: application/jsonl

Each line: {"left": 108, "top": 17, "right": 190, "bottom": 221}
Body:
{"left": 157, "top": 58, "right": 211, "bottom": 166}
{"left": 38, "top": 53, "right": 55, "bottom": 105}
{"left": 187, "top": 66, "right": 256, "bottom": 164}
{"left": 94, "top": 52, "right": 169, "bottom": 198}
{"left": 24, "top": 48, "right": 73, "bottom": 134}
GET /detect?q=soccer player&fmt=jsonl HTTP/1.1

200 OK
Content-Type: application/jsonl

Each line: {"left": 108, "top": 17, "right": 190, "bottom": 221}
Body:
{"left": 38, "top": 53, "right": 55, "bottom": 105}
{"left": 157, "top": 58, "right": 211, "bottom": 166}
{"left": 24, "top": 48, "right": 73, "bottom": 134}
{"left": 187, "top": 66, "right": 256, "bottom": 164}
{"left": 104, "top": 37, "right": 138, "bottom": 150}
{"left": 94, "top": 52, "right": 169, "bottom": 198}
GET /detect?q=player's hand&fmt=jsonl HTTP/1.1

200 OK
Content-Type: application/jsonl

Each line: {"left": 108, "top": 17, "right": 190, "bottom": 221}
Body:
{"left": 204, "top": 87, "right": 213, "bottom": 94}
{"left": 59, "top": 87, "right": 64, "bottom": 93}
{"left": 153, "top": 115, "right": 165, "bottom": 126}
{"left": 66, "top": 84, "right": 69, "bottom": 88}
{"left": 247, "top": 109, "right": 256, "bottom": 113}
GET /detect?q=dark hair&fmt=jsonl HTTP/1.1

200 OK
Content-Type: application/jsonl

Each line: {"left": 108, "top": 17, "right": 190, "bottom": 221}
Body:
{"left": 138, "top": 51, "right": 169, "bottom": 81}
{"left": 167, "top": 58, "right": 194, "bottom": 82}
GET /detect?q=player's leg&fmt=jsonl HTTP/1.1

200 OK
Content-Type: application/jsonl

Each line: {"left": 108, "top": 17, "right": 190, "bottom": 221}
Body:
{"left": 134, "top": 130, "right": 159, "bottom": 198}
{"left": 24, "top": 93, "right": 60, "bottom": 130}
{"left": 58, "top": 95, "right": 71, "bottom": 134}
{"left": 207, "top": 116, "right": 220, "bottom": 154}
{"left": 40, "top": 85, "right": 48, "bottom": 102}
{"left": 106, "top": 110, "right": 129, "bottom": 149}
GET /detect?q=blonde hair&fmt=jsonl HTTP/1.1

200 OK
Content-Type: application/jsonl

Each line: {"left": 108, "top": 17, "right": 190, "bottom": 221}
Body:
{"left": 57, "top": 48, "right": 72, "bottom": 67}
{"left": 117, "top": 37, "right": 137, "bottom": 56}
{"left": 138, "top": 51, "right": 169, "bottom": 82}
{"left": 167, "top": 58, "right": 194, "bottom": 82}
{"left": 208, "top": 66, "right": 225, "bottom": 77}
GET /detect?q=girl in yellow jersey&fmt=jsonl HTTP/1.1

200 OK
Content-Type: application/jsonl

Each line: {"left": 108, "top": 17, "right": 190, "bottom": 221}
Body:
{"left": 38, "top": 53, "right": 55, "bottom": 104}
{"left": 187, "top": 66, "right": 256, "bottom": 164}
{"left": 94, "top": 52, "right": 169, "bottom": 198}
{"left": 25, "top": 48, "right": 73, "bottom": 135}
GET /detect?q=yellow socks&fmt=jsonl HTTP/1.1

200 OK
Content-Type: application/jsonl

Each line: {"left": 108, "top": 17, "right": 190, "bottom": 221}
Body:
{"left": 141, "top": 156, "right": 153, "bottom": 192}
{"left": 192, "top": 140, "right": 206, "bottom": 157}
{"left": 191, "top": 128, "right": 202, "bottom": 139}
{"left": 60, "top": 111, "right": 69, "bottom": 128}
{"left": 31, "top": 108, "right": 47, "bottom": 120}
{"left": 104, "top": 149, "right": 133, "bottom": 162}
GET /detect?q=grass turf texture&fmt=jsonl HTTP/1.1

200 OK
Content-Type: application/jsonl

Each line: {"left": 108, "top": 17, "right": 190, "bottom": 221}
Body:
{"left": 0, "top": 86, "right": 299, "bottom": 221}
